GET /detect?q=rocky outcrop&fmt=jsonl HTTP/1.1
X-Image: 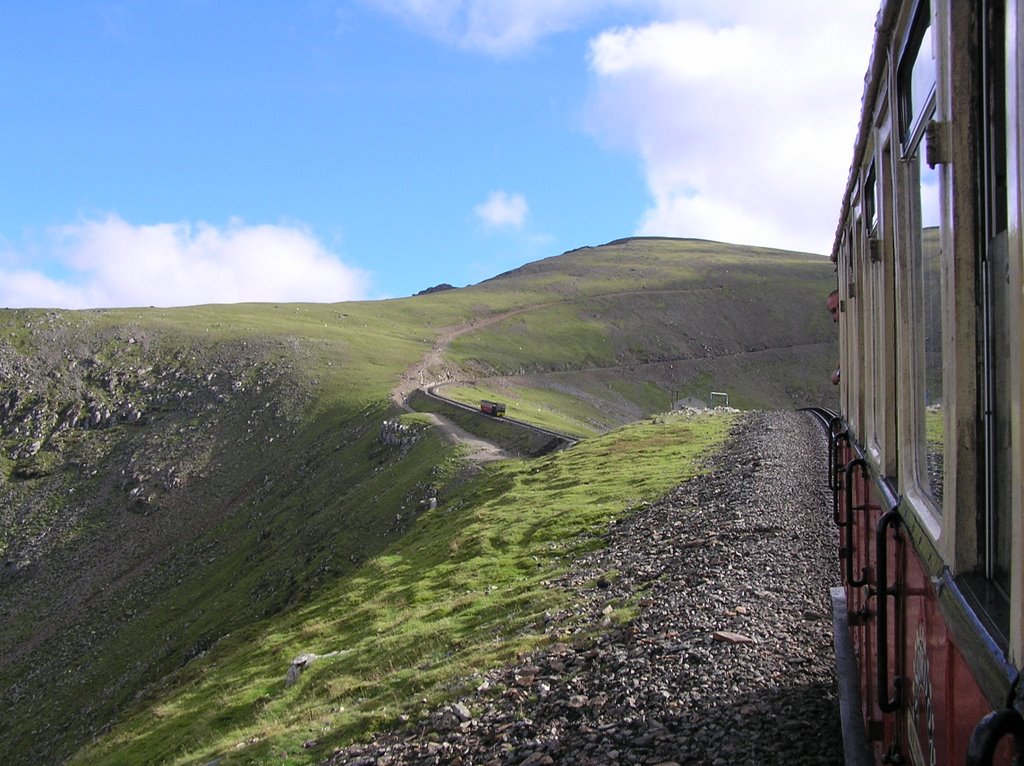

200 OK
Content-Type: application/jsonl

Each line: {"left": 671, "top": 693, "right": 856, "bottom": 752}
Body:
{"left": 0, "top": 311, "right": 323, "bottom": 764}
{"left": 379, "top": 418, "right": 426, "bottom": 450}
{"left": 413, "top": 284, "right": 456, "bottom": 296}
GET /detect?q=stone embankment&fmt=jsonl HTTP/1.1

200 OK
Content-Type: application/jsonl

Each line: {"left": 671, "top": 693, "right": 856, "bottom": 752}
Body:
{"left": 326, "top": 410, "right": 843, "bottom": 766}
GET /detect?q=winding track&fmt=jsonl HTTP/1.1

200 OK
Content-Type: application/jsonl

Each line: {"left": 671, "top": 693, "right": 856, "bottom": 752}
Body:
{"left": 388, "top": 293, "right": 824, "bottom": 461}
{"left": 389, "top": 285, "right": 729, "bottom": 413}
{"left": 422, "top": 384, "right": 578, "bottom": 449}
{"left": 389, "top": 305, "right": 577, "bottom": 461}
{"left": 390, "top": 306, "right": 544, "bottom": 412}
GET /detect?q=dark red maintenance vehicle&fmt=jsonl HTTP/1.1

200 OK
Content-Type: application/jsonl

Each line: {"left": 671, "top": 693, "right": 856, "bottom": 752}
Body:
{"left": 479, "top": 400, "right": 506, "bottom": 417}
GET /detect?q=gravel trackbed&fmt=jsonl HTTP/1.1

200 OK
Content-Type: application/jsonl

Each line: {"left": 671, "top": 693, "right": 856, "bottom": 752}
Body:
{"left": 326, "top": 410, "right": 842, "bottom": 766}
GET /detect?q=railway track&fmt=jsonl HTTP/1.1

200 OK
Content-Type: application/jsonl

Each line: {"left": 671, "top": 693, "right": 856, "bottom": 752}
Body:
{"left": 423, "top": 384, "right": 579, "bottom": 450}
{"left": 799, "top": 405, "right": 838, "bottom": 434}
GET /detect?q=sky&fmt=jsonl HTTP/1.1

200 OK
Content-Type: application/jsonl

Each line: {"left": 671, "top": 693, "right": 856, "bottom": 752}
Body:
{"left": 0, "top": 1, "right": 880, "bottom": 309}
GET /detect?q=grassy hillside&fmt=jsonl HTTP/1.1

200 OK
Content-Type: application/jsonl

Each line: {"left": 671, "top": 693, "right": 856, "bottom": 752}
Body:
{"left": 0, "top": 237, "right": 837, "bottom": 764}
{"left": 72, "top": 410, "right": 734, "bottom": 765}
{"left": 437, "top": 238, "right": 837, "bottom": 423}
{"left": 0, "top": 307, "right": 447, "bottom": 763}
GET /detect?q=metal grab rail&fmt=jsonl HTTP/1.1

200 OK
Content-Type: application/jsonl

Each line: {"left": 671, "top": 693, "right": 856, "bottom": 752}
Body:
{"left": 966, "top": 708, "right": 1024, "bottom": 765}
{"left": 843, "top": 458, "right": 869, "bottom": 587}
{"left": 967, "top": 673, "right": 1024, "bottom": 766}
{"left": 830, "top": 420, "right": 850, "bottom": 527}
{"left": 875, "top": 508, "right": 903, "bottom": 713}
{"left": 829, "top": 417, "right": 847, "bottom": 492}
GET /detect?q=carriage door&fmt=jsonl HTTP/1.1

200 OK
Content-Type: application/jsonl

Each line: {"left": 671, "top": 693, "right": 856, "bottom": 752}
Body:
{"left": 972, "top": 0, "right": 1012, "bottom": 626}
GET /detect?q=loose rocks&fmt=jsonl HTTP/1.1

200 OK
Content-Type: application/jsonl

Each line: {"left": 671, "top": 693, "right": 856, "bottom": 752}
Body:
{"left": 326, "top": 411, "right": 842, "bottom": 766}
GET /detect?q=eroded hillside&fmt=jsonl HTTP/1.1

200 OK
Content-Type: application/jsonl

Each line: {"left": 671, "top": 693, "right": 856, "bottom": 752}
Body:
{"left": 0, "top": 309, "right": 446, "bottom": 763}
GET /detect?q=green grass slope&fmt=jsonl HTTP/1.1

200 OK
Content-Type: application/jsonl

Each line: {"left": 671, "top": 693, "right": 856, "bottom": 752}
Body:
{"left": 72, "top": 411, "right": 734, "bottom": 766}
{"left": 0, "top": 236, "right": 836, "bottom": 764}
{"left": 441, "top": 238, "right": 838, "bottom": 423}
{"left": 0, "top": 305, "right": 450, "bottom": 764}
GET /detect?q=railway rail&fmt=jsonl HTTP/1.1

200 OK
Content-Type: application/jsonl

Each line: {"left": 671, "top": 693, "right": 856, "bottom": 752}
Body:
{"left": 422, "top": 384, "right": 579, "bottom": 451}
{"left": 800, "top": 406, "right": 838, "bottom": 434}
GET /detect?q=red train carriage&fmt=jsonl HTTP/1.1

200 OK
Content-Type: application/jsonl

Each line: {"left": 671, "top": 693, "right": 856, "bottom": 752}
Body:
{"left": 480, "top": 400, "right": 506, "bottom": 417}
{"left": 830, "top": 0, "right": 1024, "bottom": 763}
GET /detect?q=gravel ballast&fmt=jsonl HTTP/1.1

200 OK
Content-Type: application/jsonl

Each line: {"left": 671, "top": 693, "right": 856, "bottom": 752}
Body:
{"left": 326, "top": 410, "right": 842, "bottom": 766}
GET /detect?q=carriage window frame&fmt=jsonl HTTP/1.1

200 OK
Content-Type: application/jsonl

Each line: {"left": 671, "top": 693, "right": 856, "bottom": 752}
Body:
{"left": 863, "top": 156, "right": 882, "bottom": 470}
{"left": 911, "top": 133, "right": 943, "bottom": 505}
{"left": 978, "top": 0, "right": 1011, "bottom": 598}
{"left": 866, "top": 112, "right": 897, "bottom": 478}
{"left": 897, "top": 0, "right": 945, "bottom": 530}
{"left": 847, "top": 207, "right": 867, "bottom": 441}
{"left": 865, "top": 161, "right": 878, "bottom": 235}
{"left": 841, "top": 179, "right": 860, "bottom": 437}
{"left": 898, "top": 0, "right": 936, "bottom": 150}
{"left": 840, "top": 224, "right": 858, "bottom": 431}
{"left": 860, "top": 163, "right": 879, "bottom": 460}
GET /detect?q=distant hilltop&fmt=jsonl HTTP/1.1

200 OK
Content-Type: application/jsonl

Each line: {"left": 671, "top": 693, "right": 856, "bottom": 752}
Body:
{"left": 414, "top": 283, "right": 456, "bottom": 296}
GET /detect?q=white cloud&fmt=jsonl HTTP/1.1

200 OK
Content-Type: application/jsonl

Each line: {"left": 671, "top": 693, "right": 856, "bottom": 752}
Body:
{"left": 585, "top": 1, "right": 879, "bottom": 254}
{"left": 365, "top": 0, "right": 879, "bottom": 253}
{"left": 363, "top": 0, "right": 628, "bottom": 55}
{"left": 474, "top": 191, "right": 529, "bottom": 229}
{"left": 0, "top": 216, "right": 371, "bottom": 309}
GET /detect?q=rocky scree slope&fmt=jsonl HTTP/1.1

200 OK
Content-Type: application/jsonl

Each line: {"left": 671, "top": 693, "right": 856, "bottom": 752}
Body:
{"left": 0, "top": 312, "right": 308, "bottom": 761}
{"left": 0, "top": 311, "right": 437, "bottom": 764}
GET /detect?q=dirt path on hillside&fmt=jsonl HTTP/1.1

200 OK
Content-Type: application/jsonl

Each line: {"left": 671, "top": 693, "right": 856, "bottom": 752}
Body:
{"left": 390, "top": 306, "right": 536, "bottom": 410}
{"left": 391, "top": 306, "right": 541, "bottom": 462}
{"left": 388, "top": 285, "right": 748, "bottom": 462}
{"left": 391, "top": 286, "right": 722, "bottom": 410}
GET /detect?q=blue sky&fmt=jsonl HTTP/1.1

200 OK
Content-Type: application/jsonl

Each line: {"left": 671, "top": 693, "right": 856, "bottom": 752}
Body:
{"left": 0, "top": 1, "right": 878, "bottom": 308}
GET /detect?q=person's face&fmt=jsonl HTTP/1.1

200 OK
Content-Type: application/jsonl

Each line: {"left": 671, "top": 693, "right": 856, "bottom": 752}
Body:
{"left": 827, "top": 293, "right": 840, "bottom": 322}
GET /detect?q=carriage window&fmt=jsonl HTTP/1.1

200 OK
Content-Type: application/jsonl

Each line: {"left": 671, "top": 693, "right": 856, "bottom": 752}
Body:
{"left": 899, "top": 0, "right": 943, "bottom": 508}
{"left": 957, "top": 0, "right": 1011, "bottom": 647}
{"left": 868, "top": 236, "right": 881, "bottom": 447}
{"left": 918, "top": 156, "right": 943, "bottom": 506}
{"left": 865, "top": 162, "right": 878, "bottom": 233}
{"left": 841, "top": 228, "right": 857, "bottom": 423}
{"left": 869, "top": 143, "right": 895, "bottom": 472}
{"left": 899, "top": 2, "right": 936, "bottom": 146}
{"left": 865, "top": 157, "right": 884, "bottom": 463}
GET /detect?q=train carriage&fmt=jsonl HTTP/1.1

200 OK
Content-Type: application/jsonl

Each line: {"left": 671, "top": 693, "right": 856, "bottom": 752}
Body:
{"left": 830, "top": 0, "right": 1024, "bottom": 763}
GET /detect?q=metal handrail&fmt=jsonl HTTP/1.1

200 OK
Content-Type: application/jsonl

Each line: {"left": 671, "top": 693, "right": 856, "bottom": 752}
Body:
{"left": 830, "top": 419, "right": 850, "bottom": 493}
{"left": 830, "top": 419, "right": 850, "bottom": 528}
{"left": 843, "top": 458, "right": 869, "bottom": 587}
{"left": 875, "top": 508, "right": 903, "bottom": 713}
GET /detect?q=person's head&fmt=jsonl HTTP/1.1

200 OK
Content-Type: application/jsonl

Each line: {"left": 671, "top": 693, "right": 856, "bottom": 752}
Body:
{"left": 826, "top": 289, "right": 840, "bottom": 322}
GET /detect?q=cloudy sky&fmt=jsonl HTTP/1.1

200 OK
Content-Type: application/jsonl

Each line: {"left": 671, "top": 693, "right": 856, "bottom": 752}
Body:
{"left": 0, "top": 1, "right": 878, "bottom": 309}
